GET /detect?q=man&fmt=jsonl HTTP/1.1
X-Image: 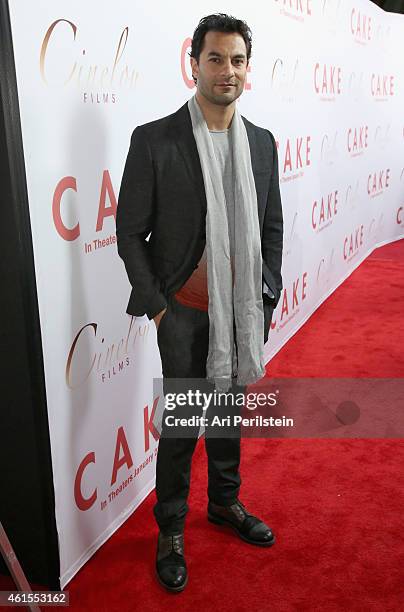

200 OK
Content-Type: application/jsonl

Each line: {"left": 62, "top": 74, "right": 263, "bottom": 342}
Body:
{"left": 116, "top": 13, "right": 283, "bottom": 592}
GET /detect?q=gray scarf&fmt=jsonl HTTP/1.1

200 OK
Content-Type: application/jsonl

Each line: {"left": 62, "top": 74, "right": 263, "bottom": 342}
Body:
{"left": 187, "top": 94, "right": 266, "bottom": 392}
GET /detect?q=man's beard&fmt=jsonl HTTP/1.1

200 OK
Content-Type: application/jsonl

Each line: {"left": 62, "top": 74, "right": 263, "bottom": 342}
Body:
{"left": 202, "top": 84, "right": 242, "bottom": 106}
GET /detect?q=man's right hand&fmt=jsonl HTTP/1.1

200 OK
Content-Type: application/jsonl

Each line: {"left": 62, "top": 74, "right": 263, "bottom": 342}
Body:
{"left": 153, "top": 307, "right": 167, "bottom": 330}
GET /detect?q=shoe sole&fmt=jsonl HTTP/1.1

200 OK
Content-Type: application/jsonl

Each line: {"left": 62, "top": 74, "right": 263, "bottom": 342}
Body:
{"left": 207, "top": 513, "right": 276, "bottom": 547}
{"left": 155, "top": 567, "right": 188, "bottom": 593}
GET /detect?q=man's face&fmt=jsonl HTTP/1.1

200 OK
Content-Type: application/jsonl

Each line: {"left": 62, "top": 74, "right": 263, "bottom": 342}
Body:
{"left": 190, "top": 30, "right": 248, "bottom": 107}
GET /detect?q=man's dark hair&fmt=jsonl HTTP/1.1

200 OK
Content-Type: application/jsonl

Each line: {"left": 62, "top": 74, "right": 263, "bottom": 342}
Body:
{"left": 190, "top": 13, "right": 252, "bottom": 83}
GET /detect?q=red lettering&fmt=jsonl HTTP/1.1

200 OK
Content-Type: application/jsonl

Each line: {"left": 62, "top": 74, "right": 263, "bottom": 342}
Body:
{"left": 74, "top": 452, "right": 97, "bottom": 511}
{"left": 96, "top": 170, "right": 117, "bottom": 232}
{"left": 52, "top": 176, "right": 80, "bottom": 240}
{"left": 244, "top": 63, "right": 251, "bottom": 91}
{"left": 319, "top": 198, "right": 325, "bottom": 225}
{"left": 329, "top": 65, "right": 335, "bottom": 93}
{"left": 111, "top": 426, "right": 133, "bottom": 486}
{"left": 351, "top": 9, "right": 372, "bottom": 40}
{"left": 350, "top": 9, "right": 355, "bottom": 34}
{"left": 180, "top": 37, "right": 194, "bottom": 89}
{"left": 144, "top": 396, "right": 160, "bottom": 452}
{"left": 347, "top": 128, "right": 352, "bottom": 152}
{"left": 349, "top": 234, "right": 354, "bottom": 256}
{"left": 311, "top": 191, "right": 338, "bottom": 230}
{"left": 292, "top": 278, "right": 299, "bottom": 308}
{"left": 315, "top": 63, "right": 341, "bottom": 95}
{"left": 284, "top": 139, "right": 292, "bottom": 173}
{"left": 347, "top": 126, "right": 368, "bottom": 153}
{"left": 302, "top": 272, "right": 307, "bottom": 300}
{"left": 281, "top": 136, "right": 311, "bottom": 173}
{"left": 314, "top": 62, "right": 320, "bottom": 93}
{"left": 343, "top": 225, "right": 364, "bottom": 260}
{"left": 327, "top": 193, "right": 332, "bottom": 218}
{"left": 306, "top": 136, "right": 311, "bottom": 166}
{"left": 322, "top": 64, "right": 327, "bottom": 93}
{"left": 296, "top": 137, "right": 302, "bottom": 168}
{"left": 368, "top": 169, "right": 390, "bottom": 195}
{"left": 371, "top": 74, "right": 394, "bottom": 97}
{"left": 311, "top": 201, "right": 317, "bottom": 229}
{"left": 354, "top": 228, "right": 359, "bottom": 250}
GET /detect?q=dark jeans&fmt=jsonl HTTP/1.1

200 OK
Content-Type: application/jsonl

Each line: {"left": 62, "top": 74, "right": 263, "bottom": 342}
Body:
{"left": 153, "top": 294, "right": 245, "bottom": 535}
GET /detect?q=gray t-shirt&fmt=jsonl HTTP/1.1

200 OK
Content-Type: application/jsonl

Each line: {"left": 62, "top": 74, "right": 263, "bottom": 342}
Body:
{"left": 209, "top": 128, "right": 235, "bottom": 277}
{"left": 173, "top": 126, "right": 236, "bottom": 309}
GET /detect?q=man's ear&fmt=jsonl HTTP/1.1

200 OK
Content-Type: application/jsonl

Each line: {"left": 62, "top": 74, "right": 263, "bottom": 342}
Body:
{"left": 190, "top": 57, "right": 198, "bottom": 84}
{"left": 190, "top": 57, "right": 198, "bottom": 75}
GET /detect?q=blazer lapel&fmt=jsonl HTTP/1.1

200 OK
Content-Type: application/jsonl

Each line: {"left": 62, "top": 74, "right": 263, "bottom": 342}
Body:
{"left": 243, "top": 116, "right": 268, "bottom": 175}
{"left": 242, "top": 116, "right": 269, "bottom": 231}
{"left": 169, "top": 102, "right": 207, "bottom": 216}
{"left": 169, "top": 101, "right": 266, "bottom": 221}
{"left": 242, "top": 117, "right": 257, "bottom": 164}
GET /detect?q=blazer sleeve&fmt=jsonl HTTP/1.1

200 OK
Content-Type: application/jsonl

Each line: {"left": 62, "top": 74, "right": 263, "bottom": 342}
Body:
{"left": 262, "top": 129, "right": 284, "bottom": 308}
{"left": 116, "top": 126, "right": 168, "bottom": 320}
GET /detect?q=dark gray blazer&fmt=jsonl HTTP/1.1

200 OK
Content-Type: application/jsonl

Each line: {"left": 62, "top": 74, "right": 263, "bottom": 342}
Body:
{"left": 116, "top": 101, "right": 283, "bottom": 343}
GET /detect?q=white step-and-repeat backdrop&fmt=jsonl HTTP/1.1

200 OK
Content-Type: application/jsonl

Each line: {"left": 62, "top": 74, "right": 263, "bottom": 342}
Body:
{"left": 9, "top": 0, "right": 404, "bottom": 587}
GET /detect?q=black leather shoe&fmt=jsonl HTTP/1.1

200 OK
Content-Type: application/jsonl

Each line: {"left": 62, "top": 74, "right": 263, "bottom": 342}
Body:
{"left": 155, "top": 532, "right": 188, "bottom": 592}
{"left": 208, "top": 499, "right": 275, "bottom": 547}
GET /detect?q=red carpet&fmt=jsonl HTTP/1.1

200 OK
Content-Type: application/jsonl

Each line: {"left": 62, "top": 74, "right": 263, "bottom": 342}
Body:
{"left": 2, "top": 240, "right": 403, "bottom": 611}
{"left": 267, "top": 239, "right": 404, "bottom": 378}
